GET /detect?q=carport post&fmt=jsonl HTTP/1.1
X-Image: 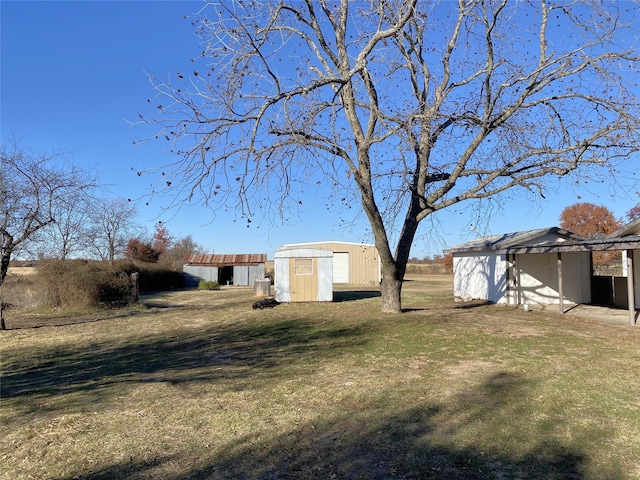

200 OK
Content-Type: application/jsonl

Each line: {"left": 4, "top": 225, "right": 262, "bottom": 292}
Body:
{"left": 557, "top": 252, "right": 564, "bottom": 314}
{"left": 627, "top": 250, "right": 637, "bottom": 326}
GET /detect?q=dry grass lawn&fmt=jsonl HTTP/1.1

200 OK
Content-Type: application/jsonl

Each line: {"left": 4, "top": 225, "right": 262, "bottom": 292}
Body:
{"left": 1, "top": 275, "right": 639, "bottom": 479}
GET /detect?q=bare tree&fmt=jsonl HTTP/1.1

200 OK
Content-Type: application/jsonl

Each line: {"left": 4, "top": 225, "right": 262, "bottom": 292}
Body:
{"left": 29, "top": 193, "right": 96, "bottom": 260}
{"left": 0, "top": 141, "right": 96, "bottom": 329}
{"left": 160, "top": 234, "right": 203, "bottom": 271}
{"left": 89, "top": 197, "right": 141, "bottom": 262}
{"left": 138, "top": 0, "right": 640, "bottom": 312}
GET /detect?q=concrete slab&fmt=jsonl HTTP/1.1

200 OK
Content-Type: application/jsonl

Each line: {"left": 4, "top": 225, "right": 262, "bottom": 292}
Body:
{"left": 522, "top": 303, "right": 637, "bottom": 326}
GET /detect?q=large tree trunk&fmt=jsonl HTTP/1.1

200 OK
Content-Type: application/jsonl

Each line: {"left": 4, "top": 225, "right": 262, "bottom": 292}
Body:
{"left": 380, "top": 269, "right": 403, "bottom": 313}
{"left": 377, "top": 199, "right": 421, "bottom": 313}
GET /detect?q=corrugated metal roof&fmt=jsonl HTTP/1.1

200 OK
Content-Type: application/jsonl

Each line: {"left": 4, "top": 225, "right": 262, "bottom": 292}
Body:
{"left": 504, "top": 236, "right": 640, "bottom": 254}
{"left": 183, "top": 254, "right": 267, "bottom": 266}
{"left": 608, "top": 217, "right": 640, "bottom": 239}
{"left": 445, "top": 227, "right": 581, "bottom": 253}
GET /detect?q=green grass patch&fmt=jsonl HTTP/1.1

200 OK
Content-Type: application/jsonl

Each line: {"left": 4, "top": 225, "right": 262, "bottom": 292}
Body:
{"left": 1, "top": 275, "right": 639, "bottom": 479}
{"left": 198, "top": 280, "right": 221, "bottom": 290}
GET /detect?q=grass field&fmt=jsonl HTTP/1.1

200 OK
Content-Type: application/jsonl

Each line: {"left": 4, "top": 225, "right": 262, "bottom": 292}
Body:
{"left": 1, "top": 275, "right": 639, "bottom": 479}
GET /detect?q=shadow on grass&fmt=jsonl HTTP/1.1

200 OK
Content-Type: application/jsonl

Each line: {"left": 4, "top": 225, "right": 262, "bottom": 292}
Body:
{"left": 2, "top": 319, "right": 372, "bottom": 416}
{"left": 455, "top": 300, "right": 493, "bottom": 309}
{"left": 333, "top": 290, "right": 381, "bottom": 302}
{"left": 55, "top": 372, "right": 606, "bottom": 480}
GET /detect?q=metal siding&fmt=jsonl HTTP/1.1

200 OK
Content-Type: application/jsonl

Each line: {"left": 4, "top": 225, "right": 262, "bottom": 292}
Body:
{"left": 317, "top": 257, "right": 334, "bottom": 301}
{"left": 281, "top": 242, "right": 380, "bottom": 284}
{"left": 234, "top": 266, "right": 249, "bottom": 286}
{"left": 248, "top": 265, "right": 265, "bottom": 284}
{"left": 274, "top": 257, "right": 291, "bottom": 302}
{"left": 333, "top": 252, "right": 349, "bottom": 283}
{"left": 183, "top": 265, "right": 219, "bottom": 286}
{"left": 562, "top": 252, "right": 591, "bottom": 304}
{"left": 274, "top": 248, "right": 333, "bottom": 302}
{"left": 453, "top": 252, "right": 507, "bottom": 303}
{"left": 517, "top": 253, "right": 558, "bottom": 305}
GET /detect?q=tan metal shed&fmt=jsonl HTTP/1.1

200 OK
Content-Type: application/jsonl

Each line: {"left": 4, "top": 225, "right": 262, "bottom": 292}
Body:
{"left": 274, "top": 247, "right": 333, "bottom": 302}
{"left": 281, "top": 241, "right": 381, "bottom": 285}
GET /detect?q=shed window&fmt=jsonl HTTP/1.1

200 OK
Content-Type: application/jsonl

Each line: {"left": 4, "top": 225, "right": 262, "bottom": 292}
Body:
{"left": 294, "top": 258, "right": 313, "bottom": 275}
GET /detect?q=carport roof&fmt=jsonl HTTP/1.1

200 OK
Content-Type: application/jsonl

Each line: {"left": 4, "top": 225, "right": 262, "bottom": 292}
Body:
{"left": 446, "top": 227, "right": 640, "bottom": 255}
{"left": 445, "top": 227, "right": 581, "bottom": 254}
{"left": 503, "top": 236, "right": 640, "bottom": 254}
{"left": 608, "top": 217, "right": 640, "bottom": 238}
{"left": 183, "top": 254, "right": 267, "bottom": 266}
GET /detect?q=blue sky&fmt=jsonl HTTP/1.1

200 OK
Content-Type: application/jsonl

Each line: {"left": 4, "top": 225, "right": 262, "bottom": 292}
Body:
{"left": 2, "top": 1, "right": 639, "bottom": 260}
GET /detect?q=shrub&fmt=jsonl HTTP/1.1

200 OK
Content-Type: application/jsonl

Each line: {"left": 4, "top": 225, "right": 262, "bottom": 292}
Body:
{"left": 37, "top": 260, "right": 135, "bottom": 309}
{"left": 198, "top": 280, "right": 220, "bottom": 291}
{"left": 30, "top": 260, "right": 186, "bottom": 312}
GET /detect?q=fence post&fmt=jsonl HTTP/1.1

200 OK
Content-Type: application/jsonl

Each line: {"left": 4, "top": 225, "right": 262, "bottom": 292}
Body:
{"left": 131, "top": 272, "right": 139, "bottom": 304}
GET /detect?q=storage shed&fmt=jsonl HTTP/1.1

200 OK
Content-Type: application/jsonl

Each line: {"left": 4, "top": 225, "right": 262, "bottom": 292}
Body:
{"left": 183, "top": 254, "right": 267, "bottom": 287}
{"left": 446, "top": 224, "right": 640, "bottom": 326}
{"left": 281, "top": 241, "right": 381, "bottom": 285}
{"left": 274, "top": 247, "right": 333, "bottom": 302}
{"left": 447, "top": 228, "right": 589, "bottom": 306}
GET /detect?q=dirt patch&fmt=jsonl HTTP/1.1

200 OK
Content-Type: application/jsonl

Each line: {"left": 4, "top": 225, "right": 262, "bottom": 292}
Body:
{"left": 444, "top": 359, "right": 501, "bottom": 380}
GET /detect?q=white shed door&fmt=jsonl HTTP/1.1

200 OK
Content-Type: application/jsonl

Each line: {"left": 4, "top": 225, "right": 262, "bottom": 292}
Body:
{"left": 333, "top": 252, "right": 349, "bottom": 283}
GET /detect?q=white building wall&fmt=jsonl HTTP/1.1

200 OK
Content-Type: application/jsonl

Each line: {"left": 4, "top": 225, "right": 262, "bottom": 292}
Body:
{"left": 274, "top": 256, "right": 291, "bottom": 302}
{"left": 453, "top": 252, "right": 508, "bottom": 303}
{"left": 316, "top": 257, "right": 334, "bottom": 301}
{"left": 562, "top": 252, "right": 591, "bottom": 304}
{"left": 516, "top": 252, "right": 590, "bottom": 305}
{"left": 516, "top": 254, "right": 558, "bottom": 305}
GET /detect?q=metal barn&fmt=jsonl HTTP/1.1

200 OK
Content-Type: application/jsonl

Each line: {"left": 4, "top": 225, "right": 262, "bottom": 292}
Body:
{"left": 274, "top": 247, "right": 333, "bottom": 303}
{"left": 280, "top": 241, "right": 381, "bottom": 285}
{"left": 183, "top": 254, "right": 267, "bottom": 287}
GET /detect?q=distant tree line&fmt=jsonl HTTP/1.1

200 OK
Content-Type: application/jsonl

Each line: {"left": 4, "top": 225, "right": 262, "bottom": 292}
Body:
{"left": 407, "top": 253, "right": 453, "bottom": 275}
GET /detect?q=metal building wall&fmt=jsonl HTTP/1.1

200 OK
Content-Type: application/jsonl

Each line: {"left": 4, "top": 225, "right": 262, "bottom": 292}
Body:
{"left": 183, "top": 265, "right": 219, "bottom": 287}
{"left": 281, "top": 241, "right": 380, "bottom": 285}
{"left": 233, "top": 264, "right": 266, "bottom": 286}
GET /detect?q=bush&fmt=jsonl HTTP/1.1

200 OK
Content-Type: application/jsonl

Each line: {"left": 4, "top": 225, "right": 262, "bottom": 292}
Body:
{"left": 37, "top": 260, "right": 135, "bottom": 309}
{"left": 198, "top": 280, "right": 220, "bottom": 291}
{"left": 34, "top": 259, "right": 186, "bottom": 311}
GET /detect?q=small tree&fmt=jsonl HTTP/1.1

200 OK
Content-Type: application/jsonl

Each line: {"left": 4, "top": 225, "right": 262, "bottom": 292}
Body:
{"left": 0, "top": 141, "right": 96, "bottom": 329}
{"left": 627, "top": 203, "right": 640, "bottom": 222}
{"left": 560, "top": 202, "right": 622, "bottom": 267}
{"left": 160, "top": 234, "right": 202, "bottom": 271}
{"left": 152, "top": 221, "right": 173, "bottom": 256}
{"left": 125, "top": 238, "right": 160, "bottom": 263}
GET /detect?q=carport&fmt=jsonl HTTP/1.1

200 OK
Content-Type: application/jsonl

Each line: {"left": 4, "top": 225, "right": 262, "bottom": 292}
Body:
{"left": 504, "top": 237, "right": 640, "bottom": 326}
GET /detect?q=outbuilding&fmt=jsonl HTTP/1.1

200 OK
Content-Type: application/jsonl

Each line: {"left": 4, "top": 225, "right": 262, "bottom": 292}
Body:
{"left": 280, "top": 241, "right": 381, "bottom": 285}
{"left": 446, "top": 224, "right": 640, "bottom": 326}
{"left": 183, "top": 254, "right": 267, "bottom": 287}
{"left": 274, "top": 247, "right": 333, "bottom": 302}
